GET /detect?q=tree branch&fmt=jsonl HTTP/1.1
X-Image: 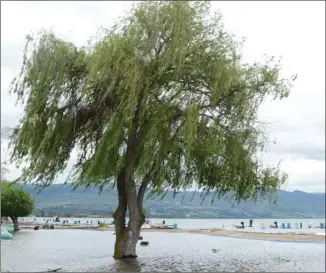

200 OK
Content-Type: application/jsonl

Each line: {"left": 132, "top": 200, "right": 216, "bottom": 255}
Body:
{"left": 137, "top": 174, "right": 150, "bottom": 212}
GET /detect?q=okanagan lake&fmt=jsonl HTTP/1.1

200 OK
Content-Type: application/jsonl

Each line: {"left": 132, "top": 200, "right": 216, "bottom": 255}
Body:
{"left": 1, "top": 229, "right": 325, "bottom": 272}
{"left": 20, "top": 217, "right": 326, "bottom": 235}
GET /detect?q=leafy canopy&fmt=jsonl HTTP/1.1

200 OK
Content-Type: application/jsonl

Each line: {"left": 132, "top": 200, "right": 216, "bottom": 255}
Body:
{"left": 1, "top": 182, "right": 34, "bottom": 218}
{"left": 9, "top": 1, "right": 293, "bottom": 202}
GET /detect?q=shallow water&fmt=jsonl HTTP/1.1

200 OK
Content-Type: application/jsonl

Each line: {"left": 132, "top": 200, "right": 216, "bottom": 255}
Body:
{"left": 1, "top": 230, "right": 325, "bottom": 272}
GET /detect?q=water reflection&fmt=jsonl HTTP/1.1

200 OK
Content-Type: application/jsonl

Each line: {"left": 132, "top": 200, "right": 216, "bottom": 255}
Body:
{"left": 107, "top": 259, "right": 141, "bottom": 272}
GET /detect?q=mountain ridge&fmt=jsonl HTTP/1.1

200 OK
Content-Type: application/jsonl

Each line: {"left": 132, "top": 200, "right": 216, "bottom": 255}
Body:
{"left": 18, "top": 183, "right": 325, "bottom": 219}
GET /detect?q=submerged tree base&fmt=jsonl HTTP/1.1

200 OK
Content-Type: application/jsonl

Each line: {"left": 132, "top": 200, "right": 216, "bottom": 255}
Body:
{"left": 113, "top": 232, "right": 140, "bottom": 260}
{"left": 113, "top": 251, "right": 138, "bottom": 260}
{"left": 121, "top": 255, "right": 138, "bottom": 260}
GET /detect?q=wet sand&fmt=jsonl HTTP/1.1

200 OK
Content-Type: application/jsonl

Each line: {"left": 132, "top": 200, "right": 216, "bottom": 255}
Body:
{"left": 18, "top": 223, "right": 325, "bottom": 242}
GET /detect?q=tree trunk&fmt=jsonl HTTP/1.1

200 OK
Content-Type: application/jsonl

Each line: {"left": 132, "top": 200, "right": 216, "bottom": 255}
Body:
{"left": 113, "top": 169, "right": 143, "bottom": 259}
{"left": 114, "top": 218, "right": 142, "bottom": 259}
{"left": 113, "top": 167, "right": 128, "bottom": 259}
{"left": 113, "top": 94, "right": 146, "bottom": 259}
{"left": 10, "top": 217, "right": 19, "bottom": 231}
{"left": 113, "top": 191, "right": 143, "bottom": 259}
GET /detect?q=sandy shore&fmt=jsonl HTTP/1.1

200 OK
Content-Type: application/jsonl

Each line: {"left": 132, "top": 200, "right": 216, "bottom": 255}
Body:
{"left": 142, "top": 228, "right": 325, "bottom": 242}
{"left": 17, "top": 222, "right": 325, "bottom": 242}
{"left": 178, "top": 228, "right": 326, "bottom": 242}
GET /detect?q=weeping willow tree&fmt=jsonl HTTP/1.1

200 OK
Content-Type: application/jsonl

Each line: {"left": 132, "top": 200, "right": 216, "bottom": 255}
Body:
{"left": 9, "top": 1, "right": 293, "bottom": 258}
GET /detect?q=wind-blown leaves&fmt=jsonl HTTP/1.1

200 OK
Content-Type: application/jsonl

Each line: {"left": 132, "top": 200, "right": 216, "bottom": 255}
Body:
{"left": 9, "top": 1, "right": 293, "bottom": 202}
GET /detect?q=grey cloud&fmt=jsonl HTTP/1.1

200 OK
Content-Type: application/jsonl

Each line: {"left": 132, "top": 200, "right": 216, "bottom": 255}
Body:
{"left": 285, "top": 184, "right": 325, "bottom": 194}
{"left": 269, "top": 137, "right": 325, "bottom": 161}
{"left": 285, "top": 179, "right": 325, "bottom": 193}
{"left": 1, "top": 113, "right": 20, "bottom": 131}
{"left": 1, "top": 41, "right": 26, "bottom": 70}
{"left": 1, "top": 90, "right": 21, "bottom": 131}
{"left": 261, "top": 117, "right": 325, "bottom": 161}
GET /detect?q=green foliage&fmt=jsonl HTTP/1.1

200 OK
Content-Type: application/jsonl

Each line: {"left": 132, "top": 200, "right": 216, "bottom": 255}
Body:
{"left": 9, "top": 1, "right": 294, "bottom": 203}
{"left": 143, "top": 207, "right": 150, "bottom": 218}
{"left": 1, "top": 182, "right": 34, "bottom": 218}
{"left": 98, "top": 222, "right": 106, "bottom": 228}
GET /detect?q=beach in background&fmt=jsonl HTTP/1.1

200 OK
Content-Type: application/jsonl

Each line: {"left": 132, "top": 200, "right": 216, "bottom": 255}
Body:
{"left": 18, "top": 217, "right": 326, "bottom": 236}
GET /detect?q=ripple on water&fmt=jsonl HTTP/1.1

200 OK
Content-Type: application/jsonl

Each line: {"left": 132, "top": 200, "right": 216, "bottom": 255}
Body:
{"left": 1, "top": 230, "right": 325, "bottom": 272}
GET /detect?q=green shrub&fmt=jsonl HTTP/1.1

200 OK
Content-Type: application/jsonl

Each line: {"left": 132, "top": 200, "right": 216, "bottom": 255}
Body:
{"left": 98, "top": 222, "right": 106, "bottom": 228}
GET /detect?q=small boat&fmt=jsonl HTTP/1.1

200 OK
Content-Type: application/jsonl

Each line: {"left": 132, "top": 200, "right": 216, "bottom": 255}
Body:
{"left": 151, "top": 223, "right": 174, "bottom": 229}
{"left": 268, "top": 221, "right": 279, "bottom": 229}
{"left": 141, "top": 224, "right": 152, "bottom": 229}
{"left": 1, "top": 226, "right": 14, "bottom": 240}
{"left": 234, "top": 222, "right": 245, "bottom": 229}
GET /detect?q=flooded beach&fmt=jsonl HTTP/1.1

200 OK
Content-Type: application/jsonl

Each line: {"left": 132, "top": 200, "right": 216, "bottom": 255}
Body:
{"left": 1, "top": 229, "right": 325, "bottom": 272}
{"left": 20, "top": 217, "right": 326, "bottom": 236}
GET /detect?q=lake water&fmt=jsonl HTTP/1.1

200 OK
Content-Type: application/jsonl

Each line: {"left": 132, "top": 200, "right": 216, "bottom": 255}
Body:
{"left": 1, "top": 229, "right": 325, "bottom": 272}
{"left": 20, "top": 217, "right": 326, "bottom": 235}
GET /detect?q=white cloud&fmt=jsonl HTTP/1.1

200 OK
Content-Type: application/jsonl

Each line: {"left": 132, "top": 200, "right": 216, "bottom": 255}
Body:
{"left": 1, "top": 1, "right": 325, "bottom": 193}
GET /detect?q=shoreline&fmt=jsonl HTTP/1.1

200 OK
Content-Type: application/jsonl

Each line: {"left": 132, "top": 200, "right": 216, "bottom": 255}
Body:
{"left": 17, "top": 223, "right": 325, "bottom": 242}
{"left": 140, "top": 228, "right": 325, "bottom": 242}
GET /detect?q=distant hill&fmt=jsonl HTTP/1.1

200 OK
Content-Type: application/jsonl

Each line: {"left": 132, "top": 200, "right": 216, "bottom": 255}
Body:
{"left": 19, "top": 183, "right": 325, "bottom": 219}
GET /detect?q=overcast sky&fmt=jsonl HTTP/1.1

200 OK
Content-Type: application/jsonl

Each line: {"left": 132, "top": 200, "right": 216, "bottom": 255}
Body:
{"left": 1, "top": 1, "right": 325, "bottom": 193}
